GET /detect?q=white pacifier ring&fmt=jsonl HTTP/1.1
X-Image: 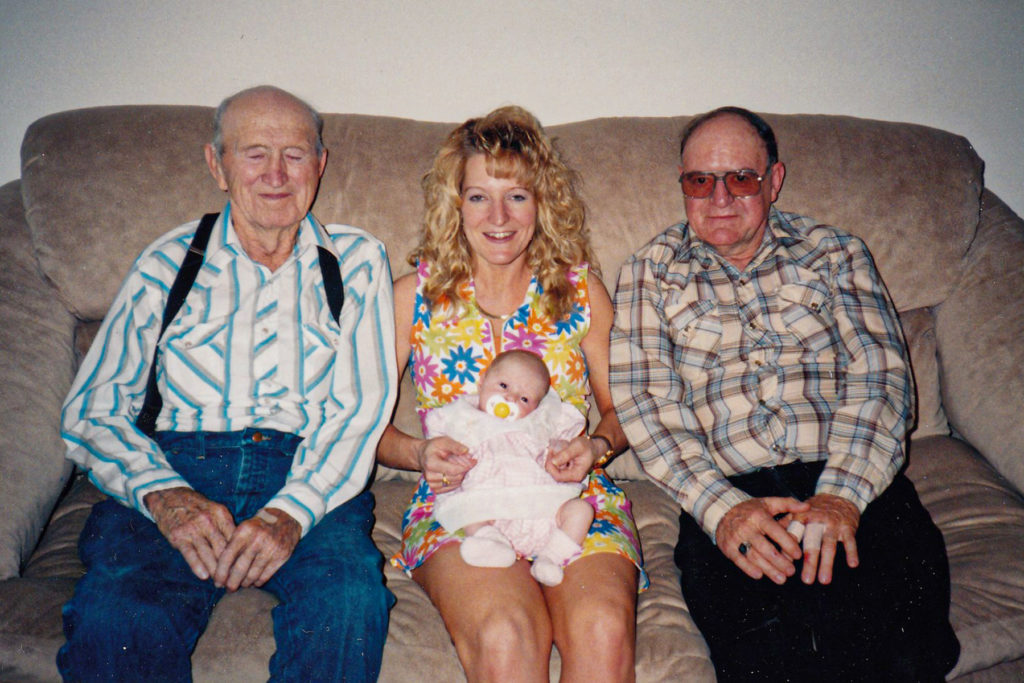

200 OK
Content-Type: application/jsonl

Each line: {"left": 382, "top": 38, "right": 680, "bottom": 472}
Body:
{"left": 485, "top": 394, "right": 520, "bottom": 419}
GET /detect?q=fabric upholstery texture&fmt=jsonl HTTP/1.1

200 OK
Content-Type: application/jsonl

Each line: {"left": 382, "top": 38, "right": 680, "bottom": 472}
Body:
{"left": 900, "top": 307, "right": 950, "bottom": 439}
{"left": 0, "top": 180, "right": 75, "bottom": 578}
{"left": 936, "top": 190, "right": 1024, "bottom": 493}
{"left": 907, "top": 436, "right": 1024, "bottom": 677}
{"left": 2, "top": 106, "right": 1022, "bottom": 681}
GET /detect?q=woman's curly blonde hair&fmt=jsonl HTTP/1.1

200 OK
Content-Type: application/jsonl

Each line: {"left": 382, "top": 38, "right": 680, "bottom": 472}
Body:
{"left": 408, "top": 105, "right": 596, "bottom": 321}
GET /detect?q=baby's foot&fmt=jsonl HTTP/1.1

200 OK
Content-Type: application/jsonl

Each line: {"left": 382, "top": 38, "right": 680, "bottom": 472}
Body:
{"left": 460, "top": 526, "right": 516, "bottom": 567}
{"left": 530, "top": 529, "right": 583, "bottom": 586}
{"left": 530, "top": 557, "right": 565, "bottom": 586}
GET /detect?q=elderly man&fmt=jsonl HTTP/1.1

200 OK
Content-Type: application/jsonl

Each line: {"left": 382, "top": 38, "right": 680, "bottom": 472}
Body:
{"left": 610, "top": 107, "right": 959, "bottom": 681}
{"left": 58, "top": 86, "right": 397, "bottom": 681}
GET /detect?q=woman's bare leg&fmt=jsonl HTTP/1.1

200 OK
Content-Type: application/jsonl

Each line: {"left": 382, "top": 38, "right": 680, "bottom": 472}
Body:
{"left": 414, "top": 543, "right": 553, "bottom": 682}
{"left": 543, "top": 553, "right": 638, "bottom": 682}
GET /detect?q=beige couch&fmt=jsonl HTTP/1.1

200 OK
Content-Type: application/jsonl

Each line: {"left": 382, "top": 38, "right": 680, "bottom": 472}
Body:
{"left": 2, "top": 106, "right": 1023, "bottom": 682}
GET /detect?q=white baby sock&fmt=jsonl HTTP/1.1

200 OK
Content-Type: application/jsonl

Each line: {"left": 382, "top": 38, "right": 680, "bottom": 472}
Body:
{"left": 530, "top": 529, "right": 584, "bottom": 586}
{"left": 460, "top": 525, "right": 516, "bottom": 568}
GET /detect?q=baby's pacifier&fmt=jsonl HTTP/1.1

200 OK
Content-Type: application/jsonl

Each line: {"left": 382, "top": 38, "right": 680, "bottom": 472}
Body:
{"left": 485, "top": 394, "right": 520, "bottom": 420}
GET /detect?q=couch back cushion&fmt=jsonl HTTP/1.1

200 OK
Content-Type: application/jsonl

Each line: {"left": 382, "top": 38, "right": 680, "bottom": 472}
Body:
{"left": 22, "top": 108, "right": 983, "bottom": 320}
{"left": 21, "top": 107, "right": 979, "bottom": 481}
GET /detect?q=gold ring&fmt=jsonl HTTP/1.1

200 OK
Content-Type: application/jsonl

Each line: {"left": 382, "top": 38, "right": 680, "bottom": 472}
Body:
{"left": 441, "top": 474, "right": 450, "bottom": 486}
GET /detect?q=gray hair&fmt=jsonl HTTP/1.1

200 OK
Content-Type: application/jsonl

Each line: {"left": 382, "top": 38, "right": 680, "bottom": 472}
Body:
{"left": 211, "top": 85, "right": 324, "bottom": 161}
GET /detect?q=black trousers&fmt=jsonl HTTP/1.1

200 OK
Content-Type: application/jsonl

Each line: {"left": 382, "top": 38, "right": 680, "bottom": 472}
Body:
{"left": 675, "top": 461, "right": 960, "bottom": 683}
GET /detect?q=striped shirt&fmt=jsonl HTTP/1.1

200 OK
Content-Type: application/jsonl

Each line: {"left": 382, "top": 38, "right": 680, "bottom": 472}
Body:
{"left": 610, "top": 208, "right": 912, "bottom": 540}
{"left": 62, "top": 205, "right": 397, "bottom": 535}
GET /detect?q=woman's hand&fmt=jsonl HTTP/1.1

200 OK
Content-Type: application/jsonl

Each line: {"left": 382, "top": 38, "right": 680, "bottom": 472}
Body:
{"left": 545, "top": 435, "right": 598, "bottom": 483}
{"left": 418, "top": 436, "right": 475, "bottom": 493}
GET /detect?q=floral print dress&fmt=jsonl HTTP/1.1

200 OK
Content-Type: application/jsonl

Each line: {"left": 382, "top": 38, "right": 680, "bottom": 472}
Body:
{"left": 391, "top": 261, "right": 647, "bottom": 589}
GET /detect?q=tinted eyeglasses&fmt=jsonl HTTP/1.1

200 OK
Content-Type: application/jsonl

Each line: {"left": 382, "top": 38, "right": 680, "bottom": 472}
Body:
{"left": 679, "top": 168, "right": 769, "bottom": 199}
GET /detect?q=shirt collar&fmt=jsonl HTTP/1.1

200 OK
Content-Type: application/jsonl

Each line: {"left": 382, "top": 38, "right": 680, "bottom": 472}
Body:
{"left": 766, "top": 207, "right": 807, "bottom": 248}
{"left": 684, "top": 206, "right": 808, "bottom": 272}
{"left": 211, "top": 202, "right": 336, "bottom": 264}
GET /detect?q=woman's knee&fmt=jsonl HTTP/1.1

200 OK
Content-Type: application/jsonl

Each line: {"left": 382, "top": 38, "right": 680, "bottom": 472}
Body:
{"left": 451, "top": 601, "right": 552, "bottom": 679}
{"left": 563, "top": 592, "right": 634, "bottom": 650}
{"left": 549, "top": 557, "right": 637, "bottom": 678}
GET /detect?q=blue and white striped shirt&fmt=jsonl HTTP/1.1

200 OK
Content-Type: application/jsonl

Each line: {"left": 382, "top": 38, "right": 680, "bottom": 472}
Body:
{"left": 610, "top": 208, "right": 913, "bottom": 540}
{"left": 62, "top": 205, "right": 397, "bottom": 535}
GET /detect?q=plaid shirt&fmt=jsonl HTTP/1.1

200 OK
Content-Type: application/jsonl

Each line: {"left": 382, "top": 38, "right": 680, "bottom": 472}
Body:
{"left": 610, "top": 208, "right": 912, "bottom": 540}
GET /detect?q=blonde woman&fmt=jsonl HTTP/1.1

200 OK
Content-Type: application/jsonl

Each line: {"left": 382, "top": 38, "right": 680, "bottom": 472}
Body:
{"left": 377, "top": 106, "right": 645, "bottom": 681}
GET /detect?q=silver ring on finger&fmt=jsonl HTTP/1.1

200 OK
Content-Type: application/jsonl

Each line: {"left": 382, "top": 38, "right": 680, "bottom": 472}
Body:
{"left": 738, "top": 542, "right": 749, "bottom": 556}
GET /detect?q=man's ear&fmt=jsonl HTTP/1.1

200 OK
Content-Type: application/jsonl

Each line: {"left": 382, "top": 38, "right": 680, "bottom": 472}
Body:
{"left": 204, "top": 144, "right": 229, "bottom": 191}
{"left": 318, "top": 149, "right": 328, "bottom": 178}
{"left": 768, "top": 161, "right": 786, "bottom": 203}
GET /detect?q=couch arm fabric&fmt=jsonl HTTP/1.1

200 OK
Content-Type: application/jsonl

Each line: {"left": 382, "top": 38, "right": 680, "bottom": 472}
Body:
{"left": 907, "top": 436, "right": 1024, "bottom": 676}
{"left": 936, "top": 190, "right": 1024, "bottom": 494}
{"left": 0, "top": 180, "right": 76, "bottom": 579}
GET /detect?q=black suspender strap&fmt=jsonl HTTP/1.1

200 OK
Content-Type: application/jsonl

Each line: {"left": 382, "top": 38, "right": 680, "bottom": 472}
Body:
{"left": 135, "top": 212, "right": 219, "bottom": 436}
{"left": 317, "top": 246, "right": 344, "bottom": 324}
{"left": 134, "top": 213, "right": 345, "bottom": 437}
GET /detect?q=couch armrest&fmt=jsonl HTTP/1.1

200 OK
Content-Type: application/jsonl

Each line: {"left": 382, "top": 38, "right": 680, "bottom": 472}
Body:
{"left": 935, "top": 190, "right": 1024, "bottom": 495}
{"left": 0, "top": 180, "right": 76, "bottom": 579}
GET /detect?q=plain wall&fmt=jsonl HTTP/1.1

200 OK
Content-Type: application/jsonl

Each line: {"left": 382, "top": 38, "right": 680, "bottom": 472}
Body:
{"left": 2, "top": 0, "right": 1022, "bottom": 216}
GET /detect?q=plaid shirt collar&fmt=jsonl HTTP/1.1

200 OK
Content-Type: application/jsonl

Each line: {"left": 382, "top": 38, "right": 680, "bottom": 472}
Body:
{"left": 683, "top": 207, "right": 810, "bottom": 273}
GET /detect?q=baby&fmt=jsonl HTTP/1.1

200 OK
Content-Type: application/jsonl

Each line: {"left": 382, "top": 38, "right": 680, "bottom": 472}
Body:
{"left": 427, "top": 349, "right": 594, "bottom": 586}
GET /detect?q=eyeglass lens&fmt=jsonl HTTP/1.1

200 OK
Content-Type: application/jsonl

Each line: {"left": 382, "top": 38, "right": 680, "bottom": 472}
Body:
{"left": 680, "top": 171, "right": 763, "bottom": 198}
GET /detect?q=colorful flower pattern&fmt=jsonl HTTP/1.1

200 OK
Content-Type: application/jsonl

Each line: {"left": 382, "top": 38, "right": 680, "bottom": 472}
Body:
{"left": 391, "top": 261, "right": 647, "bottom": 589}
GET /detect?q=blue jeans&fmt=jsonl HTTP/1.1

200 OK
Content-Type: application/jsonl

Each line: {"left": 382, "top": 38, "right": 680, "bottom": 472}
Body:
{"left": 58, "top": 429, "right": 394, "bottom": 682}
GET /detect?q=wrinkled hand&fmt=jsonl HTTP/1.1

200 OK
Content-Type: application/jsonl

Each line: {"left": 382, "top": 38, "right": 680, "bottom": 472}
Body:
{"left": 145, "top": 487, "right": 236, "bottom": 582}
{"left": 214, "top": 508, "right": 302, "bottom": 591}
{"left": 544, "top": 435, "right": 597, "bottom": 483}
{"left": 716, "top": 497, "right": 809, "bottom": 585}
{"left": 789, "top": 494, "right": 860, "bottom": 585}
{"left": 418, "top": 436, "right": 475, "bottom": 494}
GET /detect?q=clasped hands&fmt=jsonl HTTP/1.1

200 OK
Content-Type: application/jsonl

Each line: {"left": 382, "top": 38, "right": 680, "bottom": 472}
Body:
{"left": 418, "top": 434, "right": 598, "bottom": 494}
{"left": 144, "top": 487, "right": 301, "bottom": 591}
{"left": 716, "top": 493, "right": 860, "bottom": 586}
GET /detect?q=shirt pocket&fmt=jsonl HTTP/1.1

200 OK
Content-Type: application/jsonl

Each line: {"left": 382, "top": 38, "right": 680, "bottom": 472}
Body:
{"left": 300, "top": 317, "right": 343, "bottom": 391}
{"left": 666, "top": 297, "right": 722, "bottom": 382}
{"left": 777, "top": 279, "right": 837, "bottom": 356}
{"left": 162, "top": 320, "right": 230, "bottom": 403}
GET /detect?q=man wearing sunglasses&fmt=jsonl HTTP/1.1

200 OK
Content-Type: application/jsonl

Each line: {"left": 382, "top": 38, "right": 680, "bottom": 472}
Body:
{"left": 609, "top": 107, "right": 958, "bottom": 681}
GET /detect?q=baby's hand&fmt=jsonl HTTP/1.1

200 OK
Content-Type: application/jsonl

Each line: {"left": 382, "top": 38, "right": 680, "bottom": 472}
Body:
{"left": 548, "top": 439, "right": 570, "bottom": 453}
{"left": 544, "top": 436, "right": 594, "bottom": 483}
